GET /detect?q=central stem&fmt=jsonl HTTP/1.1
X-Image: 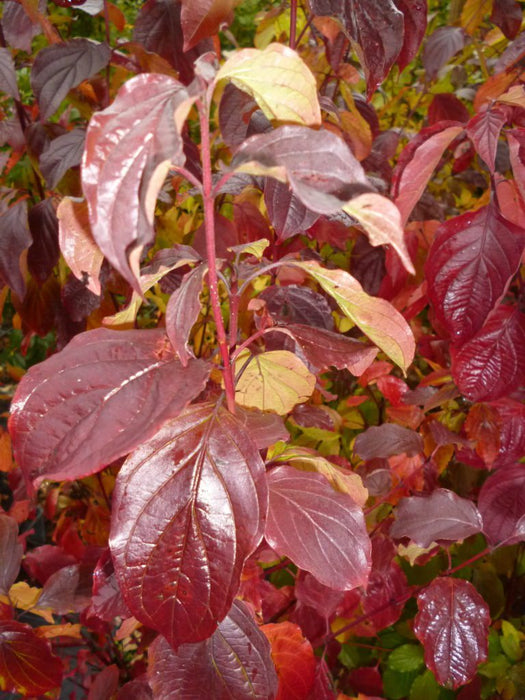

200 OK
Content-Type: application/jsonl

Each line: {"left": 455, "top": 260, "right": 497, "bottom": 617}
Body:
{"left": 198, "top": 99, "right": 236, "bottom": 413}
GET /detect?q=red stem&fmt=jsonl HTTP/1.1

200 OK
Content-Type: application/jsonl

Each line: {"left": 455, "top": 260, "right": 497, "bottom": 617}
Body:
{"left": 290, "top": 0, "right": 297, "bottom": 50}
{"left": 197, "top": 99, "right": 236, "bottom": 413}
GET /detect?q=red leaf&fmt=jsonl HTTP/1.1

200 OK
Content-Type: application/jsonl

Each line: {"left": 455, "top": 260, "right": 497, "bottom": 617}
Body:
{"left": 490, "top": 399, "right": 525, "bottom": 469}
{"left": 394, "top": 0, "right": 428, "bottom": 71}
{"left": 428, "top": 94, "right": 470, "bottom": 125}
{"left": 414, "top": 577, "right": 490, "bottom": 689}
{"left": 110, "top": 403, "right": 268, "bottom": 648}
{"left": 260, "top": 285, "right": 335, "bottom": 331}
{"left": 148, "top": 600, "right": 278, "bottom": 699}
{"left": 265, "top": 180, "right": 319, "bottom": 240}
{"left": 31, "top": 39, "right": 111, "bottom": 119}
{"left": 390, "top": 489, "right": 483, "bottom": 547}
{"left": 478, "top": 466, "right": 525, "bottom": 546}
{"left": 354, "top": 423, "right": 423, "bottom": 460}
{"left": 275, "top": 324, "right": 377, "bottom": 375}
{"left": 0, "top": 199, "right": 32, "bottom": 299}
{"left": 362, "top": 561, "right": 410, "bottom": 633}
{"left": 0, "top": 620, "right": 63, "bottom": 695}
{"left": 265, "top": 466, "right": 371, "bottom": 590}
{"left": 422, "top": 26, "right": 467, "bottom": 79}
{"left": 392, "top": 122, "right": 464, "bottom": 225}
{"left": 451, "top": 306, "right": 525, "bottom": 402}
{"left": 491, "top": 0, "right": 523, "bottom": 39}
{"left": 117, "top": 680, "right": 153, "bottom": 700}
{"left": 219, "top": 83, "right": 258, "bottom": 148}
{"left": 0, "top": 514, "right": 22, "bottom": 596}
{"left": 9, "top": 328, "right": 210, "bottom": 485}
{"left": 311, "top": 0, "right": 404, "bottom": 99}
{"left": 82, "top": 74, "right": 193, "bottom": 292}
{"left": 133, "top": 0, "right": 212, "bottom": 85}
{"left": 40, "top": 128, "right": 86, "bottom": 188}
{"left": 262, "top": 621, "right": 316, "bottom": 700}
{"left": 466, "top": 106, "right": 507, "bottom": 172}
{"left": 165, "top": 264, "right": 206, "bottom": 366}
{"left": 180, "top": 0, "right": 235, "bottom": 51}
{"left": 307, "top": 658, "right": 336, "bottom": 700}
{"left": 295, "top": 571, "right": 344, "bottom": 619}
{"left": 426, "top": 203, "right": 525, "bottom": 345}
{"left": 38, "top": 564, "right": 82, "bottom": 614}
{"left": 90, "top": 548, "right": 131, "bottom": 621}
{"left": 233, "top": 125, "right": 370, "bottom": 215}
{"left": 87, "top": 664, "right": 120, "bottom": 700}
{"left": 506, "top": 128, "right": 525, "bottom": 204}
{"left": 22, "top": 545, "right": 77, "bottom": 585}
{"left": 234, "top": 407, "right": 288, "bottom": 450}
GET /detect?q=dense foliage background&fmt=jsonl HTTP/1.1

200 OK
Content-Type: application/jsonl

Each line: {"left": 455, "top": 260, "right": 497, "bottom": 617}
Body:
{"left": 0, "top": 0, "right": 524, "bottom": 698}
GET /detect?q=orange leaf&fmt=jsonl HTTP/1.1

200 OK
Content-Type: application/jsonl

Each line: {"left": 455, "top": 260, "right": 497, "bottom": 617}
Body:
{"left": 261, "top": 621, "right": 316, "bottom": 700}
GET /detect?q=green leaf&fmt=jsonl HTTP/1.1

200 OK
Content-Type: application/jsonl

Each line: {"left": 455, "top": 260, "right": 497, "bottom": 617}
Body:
{"left": 501, "top": 620, "right": 523, "bottom": 662}
{"left": 383, "top": 668, "right": 420, "bottom": 700}
{"left": 295, "top": 261, "right": 415, "bottom": 373}
{"left": 234, "top": 350, "right": 316, "bottom": 414}
{"left": 215, "top": 43, "right": 321, "bottom": 126}
{"left": 388, "top": 644, "right": 425, "bottom": 673}
{"left": 409, "top": 670, "right": 441, "bottom": 700}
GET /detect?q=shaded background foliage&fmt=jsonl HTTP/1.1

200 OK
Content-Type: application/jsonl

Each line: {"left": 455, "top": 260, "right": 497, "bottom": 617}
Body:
{"left": 0, "top": 0, "right": 524, "bottom": 698}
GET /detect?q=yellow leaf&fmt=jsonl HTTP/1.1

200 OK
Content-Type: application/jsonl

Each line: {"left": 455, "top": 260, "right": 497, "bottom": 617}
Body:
{"left": 461, "top": 0, "right": 493, "bottom": 35}
{"left": 234, "top": 350, "right": 315, "bottom": 414}
{"left": 8, "top": 582, "right": 42, "bottom": 610}
{"left": 35, "top": 623, "right": 83, "bottom": 640}
{"left": 215, "top": 43, "right": 321, "bottom": 126}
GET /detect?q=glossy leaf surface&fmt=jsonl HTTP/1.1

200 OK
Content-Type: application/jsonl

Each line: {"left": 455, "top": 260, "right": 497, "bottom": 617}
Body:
{"left": 31, "top": 39, "right": 111, "bottom": 119}
{"left": 395, "top": 0, "right": 428, "bottom": 71}
{"left": 264, "top": 180, "right": 318, "bottom": 240}
{"left": 414, "top": 577, "right": 490, "bottom": 688}
{"left": 451, "top": 306, "right": 525, "bottom": 402}
{"left": 478, "top": 466, "right": 525, "bottom": 546}
{"left": 0, "top": 200, "right": 32, "bottom": 299}
{"left": 180, "top": 0, "right": 237, "bottom": 50}
{"left": 297, "top": 261, "right": 415, "bottom": 373}
{"left": 216, "top": 44, "right": 321, "bottom": 127}
{"left": 110, "top": 403, "right": 268, "bottom": 649}
{"left": 265, "top": 466, "right": 371, "bottom": 590}
{"left": 0, "top": 620, "right": 63, "bottom": 695}
{"left": 82, "top": 73, "right": 193, "bottom": 291}
{"left": 234, "top": 350, "right": 316, "bottom": 415}
{"left": 148, "top": 600, "right": 278, "bottom": 699}
{"left": 390, "top": 489, "right": 483, "bottom": 548}
{"left": 466, "top": 107, "right": 507, "bottom": 172}
{"left": 57, "top": 197, "right": 103, "bottom": 295}
{"left": 165, "top": 264, "right": 206, "bottom": 366}
{"left": 426, "top": 203, "right": 525, "bottom": 345}
{"left": 9, "top": 329, "right": 210, "bottom": 484}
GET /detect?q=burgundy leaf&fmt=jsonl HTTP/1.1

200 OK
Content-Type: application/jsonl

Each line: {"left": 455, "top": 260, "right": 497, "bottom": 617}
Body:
{"left": 27, "top": 198, "right": 60, "bottom": 283}
{"left": 22, "top": 545, "right": 77, "bottom": 585}
{"left": 295, "top": 572, "right": 344, "bottom": 619}
{"left": 0, "top": 514, "right": 22, "bottom": 595}
{"left": 354, "top": 424, "right": 423, "bottom": 460}
{"left": 451, "top": 306, "right": 525, "bottom": 402}
{"left": 0, "top": 199, "right": 32, "bottom": 299}
{"left": 0, "top": 47, "right": 19, "bottom": 100}
{"left": 82, "top": 74, "right": 193, "bottom": 292}
{"left": 466, "top": 107, "right": 507, "bottom": 172}
{"left": 428, "top": 94, "right": 470, "bottom": 126}
{"left": 110, "top": 403, "right": 268, "bottom": 648}
{"left": 133, "top": 0, "right": 213, "bottom": 85}
{"left": 90, "top": 548, "right": 131, "bottom": 621}
{"left": 306, "top": 659, "right": 336, "bottom": 700}
{"left": 0, "top": 118, "right": 25, "bottom": 151}
{"left": 9, "top": 328, "right": 210, "bottom": 485}
{"left": 180, "top": 0, "right": 235, "bottom": 51}
{"left": 362, "top": 537, "right": 410, "bottom": 631}
{"left": 423, "top": 26, "right": 467, "bottom": 79}
{"left": 310, "top": 0, "right": 404, "bottom": 98}
{"left": 61, "top": 273, "right": 101, "bottom": 322}
{"left": 264, "top": 179, "right": 319, "bottom": 240}
{"left": 491, "top": 0, "right": 523, "bottom": 39}
{"left": 38, "top": 565, "right": 81, "bottom": 614}
{"left": 414, "top": 577, "right": 490, "bottom": 689}
{"left": 87, "top": 664, "right": 120, "bottom": 700}
{"left": 233, "top": 125, "right": 370, "bottom": 215}
{"left": 0, "top": 621, "right": 62, "bottom": 695}
{"left": 392, "top": 122, "right": 464, "bottom": 225}
{"left": 275, "top": 324, "right": 377, "bottom": 376}
{"left": 117, "top": 680, "right": 153, "bottom": 700}
{"left": 265, "top": 466, "right": 371, "bottom": 590}
{"left": 31, "top": 39, "right": 111, "bottom": 120}
{"left": 478, "top": 466, "right": 525, "bottom": 546}
{"left": 1, "top": 0, "right": 45, "bottom": 53}
{"left": 491, "top": 399, "right": 525, "bottom": 469}
{"left": 394, "top": 0, "right": 428, "bottom": 71}
{"left": 234, "top": 407, "right": 288, "bottom": 450}
{"left": 391, "top": 489, "right": 483, "bottom": 548}
{"left": 148, "top": 600, "right": 278, "bottom": 699}
{"left": 40, "top": 128, "right": 86, "bottom": 188}
{"left": 219, "top": 83, "right": 257, "bottom": 148}
{"left": 426, "top": 203, "right": 525, "bottom": 345}
{"left": 260, "top": 285, "right": 335, "bottom": 331}
{"left": 165, "top": 264, "right": 206, "bottom": 366}
{"left": 506, "top": 128, "right": 525, "bottom": 204}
